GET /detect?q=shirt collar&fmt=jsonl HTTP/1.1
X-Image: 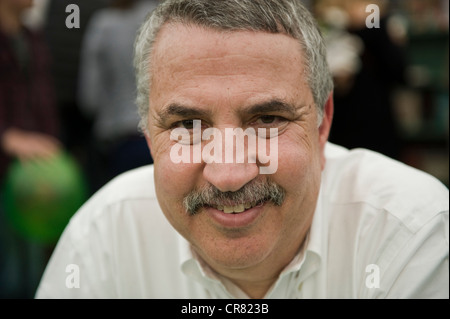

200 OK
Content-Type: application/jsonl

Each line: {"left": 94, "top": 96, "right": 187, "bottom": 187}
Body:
{"left": 180, "top": 238, "right": 235, "bottom": 298}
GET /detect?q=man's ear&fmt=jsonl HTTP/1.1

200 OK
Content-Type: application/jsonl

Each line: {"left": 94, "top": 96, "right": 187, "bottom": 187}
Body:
{"left": 318, "top": 92, "right": 334, "bottom": 169}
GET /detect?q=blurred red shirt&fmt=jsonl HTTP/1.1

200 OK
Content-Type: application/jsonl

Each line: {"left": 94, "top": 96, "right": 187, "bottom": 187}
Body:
{"left": 0, "top": 27, "right": 60, "bottom": 179}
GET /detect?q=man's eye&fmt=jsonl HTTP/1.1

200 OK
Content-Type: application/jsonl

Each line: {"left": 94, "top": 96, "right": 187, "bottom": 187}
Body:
{"left": 180, "top": 119, "right": 195, "bottom": 129}
{"left": 259, "top": 115, "right": 276, "bottom": 124}
{"left": 254, "top": 115, "right": 287, "bottom": 126}
{"left": 173, "top": 119, "right": 199, "bottom": 130}
{"left": 170, "top": 120, "right": 203, "bottom": 145}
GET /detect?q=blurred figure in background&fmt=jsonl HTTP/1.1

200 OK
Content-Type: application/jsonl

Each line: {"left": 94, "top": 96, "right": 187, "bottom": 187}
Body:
{"left": 316, "top": 0, "right": 407, "bottom": 159}
{"left": 78, "top": 0, "right": 157, "bottom": 192}
{"left": 43, "top": 0, "right": 108, "bottom": 172}
{"left": 0, "top": 0, "right": 61, "bottom": 297}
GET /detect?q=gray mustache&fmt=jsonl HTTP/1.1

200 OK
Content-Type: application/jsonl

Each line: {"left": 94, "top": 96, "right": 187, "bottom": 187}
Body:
{"left": 183, "top": 179, "right": 286, "bottom": 215}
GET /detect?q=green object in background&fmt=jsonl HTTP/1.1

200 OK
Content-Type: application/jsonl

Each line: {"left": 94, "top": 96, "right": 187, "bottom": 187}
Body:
{"left": 2, "top": 152, "right": 88, "bottom": 244}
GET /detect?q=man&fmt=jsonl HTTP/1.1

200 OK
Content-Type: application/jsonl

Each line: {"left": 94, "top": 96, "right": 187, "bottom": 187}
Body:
{"left": 36, "top": 0, "right": 448, "bottom": 298}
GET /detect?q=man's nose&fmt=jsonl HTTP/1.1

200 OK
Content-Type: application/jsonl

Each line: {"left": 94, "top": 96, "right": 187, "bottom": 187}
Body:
{"left": 201, "top": 126, "right": 260, "bottom": 192}
{"left": 202, "top": 161, "right": 259, "bottom": 192}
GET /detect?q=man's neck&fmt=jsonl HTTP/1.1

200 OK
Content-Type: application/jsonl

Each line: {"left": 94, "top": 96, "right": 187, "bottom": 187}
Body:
{"left": 194, "top": 230, "right": 308, "bottom": 299}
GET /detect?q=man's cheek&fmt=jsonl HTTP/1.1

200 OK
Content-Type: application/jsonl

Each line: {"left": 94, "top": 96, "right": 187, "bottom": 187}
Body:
{"left": 273, "top": 150, "right": 310, "bottom": 189}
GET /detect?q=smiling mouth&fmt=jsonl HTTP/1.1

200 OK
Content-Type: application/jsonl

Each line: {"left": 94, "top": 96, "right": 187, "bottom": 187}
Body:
{"left": 184, "top": 180, "right": 286, "bottom": 216}
{"left": 212, "top": 201, "right": 265, "bottom": 214}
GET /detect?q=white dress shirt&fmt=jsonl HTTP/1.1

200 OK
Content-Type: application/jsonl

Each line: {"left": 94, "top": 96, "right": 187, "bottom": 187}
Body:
{"left": 35, "top": 143, "right": 449, "bottom": 298}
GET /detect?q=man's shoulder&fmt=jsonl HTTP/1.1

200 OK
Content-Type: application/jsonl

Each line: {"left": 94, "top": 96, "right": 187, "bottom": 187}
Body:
{"left": 321, "top": 144, "right": 448, "bottom": 298}
{"left": 36, "top": 165, "right": 189, "bottom": 298}
{"left": 65, "top": 165, "right": 163, "bottom": 240}
{"left": 91, "top": 164, "right": 157, "bottom": 204}
{"left": 323, "top": 143, "right": 449, "bottom": 231}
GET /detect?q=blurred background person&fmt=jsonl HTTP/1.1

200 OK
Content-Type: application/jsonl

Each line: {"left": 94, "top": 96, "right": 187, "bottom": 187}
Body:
{"left": 78, "top": 0, "right": 157, "bottom": 192}
{"left": 0, "top": 0, "right": 61, "bottom": 298}
{"left": 316, "top": 0, "right": 407, "bottom": 160}
{"left": 43, "top": 0, "right": 108, "bottom": 176}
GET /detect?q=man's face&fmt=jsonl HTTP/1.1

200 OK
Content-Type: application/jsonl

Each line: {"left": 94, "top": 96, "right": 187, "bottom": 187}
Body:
{"left": 146, "top": 23, "right": 332, "bottom": 277}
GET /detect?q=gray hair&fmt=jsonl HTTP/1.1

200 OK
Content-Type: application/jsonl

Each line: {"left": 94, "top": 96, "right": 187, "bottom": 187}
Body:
{"left": 134, "top": 0, "right": 333, "bottom": 133}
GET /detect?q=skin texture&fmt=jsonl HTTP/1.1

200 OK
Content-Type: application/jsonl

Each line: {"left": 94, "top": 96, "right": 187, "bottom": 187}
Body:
{"left": 145, "top": 23, "right": 333, "bottom": 298}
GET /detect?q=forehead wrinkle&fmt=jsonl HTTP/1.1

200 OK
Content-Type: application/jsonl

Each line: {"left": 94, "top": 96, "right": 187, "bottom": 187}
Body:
{"left": 152, "top": 23, "right": 306, "bottom": 77}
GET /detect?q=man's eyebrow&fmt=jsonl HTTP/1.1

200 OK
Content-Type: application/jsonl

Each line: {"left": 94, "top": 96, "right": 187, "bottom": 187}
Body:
{"left": 244, "top": 99, "right": 300, "bottom": 117}
{"left": 157, "top": 103, "right": 210, "bottom": 125}
{"left": 156, "top": 99, "right": 303, "bottom": 125}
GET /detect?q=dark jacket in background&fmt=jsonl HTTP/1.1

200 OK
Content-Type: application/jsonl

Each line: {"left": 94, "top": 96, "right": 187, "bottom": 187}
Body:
{"left": 0, "top": 27, "right": 60, "bottom": 180}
